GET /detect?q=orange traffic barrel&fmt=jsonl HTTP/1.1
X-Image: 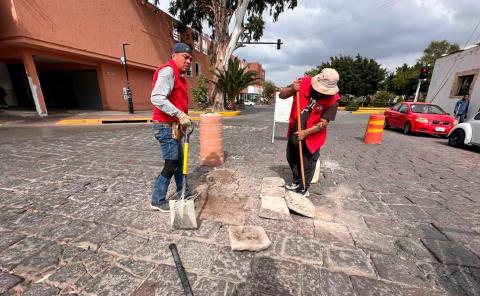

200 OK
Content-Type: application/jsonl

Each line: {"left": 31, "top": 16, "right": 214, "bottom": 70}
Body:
{"left": 363, "top": 114, "right": 385, "bottom": 144}
{"left": 199, "top": 113, "right": 224, "bottom": 166}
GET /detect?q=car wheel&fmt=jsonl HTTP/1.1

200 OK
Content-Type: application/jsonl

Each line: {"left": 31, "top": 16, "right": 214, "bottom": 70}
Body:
{"left": 384, "top": 119, "right": 390, "bottom": 130}
{"left": 448, "top": 129, "right": 465, "bottom": 147}
{"left": 403, "top": 122, "right": 411, "bottom": 135}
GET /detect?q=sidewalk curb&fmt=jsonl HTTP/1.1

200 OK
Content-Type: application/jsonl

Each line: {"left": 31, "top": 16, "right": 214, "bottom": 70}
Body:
{"left": 55, "top": 110, "right": 241, "bottom": 126}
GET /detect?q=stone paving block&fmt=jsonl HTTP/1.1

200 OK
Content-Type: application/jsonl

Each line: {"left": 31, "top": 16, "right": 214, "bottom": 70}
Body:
{"left": 292, "top": 214, "right": 315, "bottom": 237}
{"left": 73, "top": 223, "right": 123, "bottom": 251}
{"left": 378, "top": 193, "right": 413, "bottom": 205}
{"left": 101, "top": 232, "right": 147, "bottom": 257}
{"left": 0, "top": 236, "right": 51, "bottom": 270}
{"left": 229, "top": 225, "right": 271, "bottom": 252}
{"left": 71, "top": 250, "right": 114, "bottom": 277}
{"left": 47, "top": 263, "right": 85, "bottom": 289}
{"left": 259, "top": 195, "right": 290, "bottom": 220}
{"left": 210, "top": 246, "right": 254, "bottom": 282}
{"left": 261, "top": 177, "right": 285, "bottom": 188}
{"left": 363, "top": 216, "right": 410, "bottom": 237}
{"left": 350, "top": 229, "right": 396, "bottom": 254}
{"left": 350, "top": 276, "right": 442, "bottom": 296}
{"left": 394, "top": 238, "right": 438, "bottom": 263}
{"left": 314, "top": 220, "right": 354, "bottom": 246}
{"left": 256, "top": 232, "right": 286, "bottom": 259}
{"left": 45, "top": 220, "right": 96, "bottom": 243}
{"left": 132, "top": 264, "right": 198, "bottom": 296}
{"left": 326, "top": 247, "right": 375, "bottom": 278}
{"left": 285, "top": 191, "right": 315, "bottom": 218}
{"left": 405, "top": 195, "right": 444, "bottom": 208}
{"left": 260, "top": 184, "right": 285, "bottom": 199}
{"left": 371, "top": 253, "right": 430, "bottom": 287}
{"left": 177, "top": 219, "right": 222, "bottom": 240}
{"left": 176, "top": 239, "right": 220, "bottom": 272}
{"left": 282, "top": 236, "right": 324, "bottom": 265}
{"left": 249, "top": 256, "right": 301, "bottom": 296}
{"left": 22, "top": 284, "right": 60, "bottom": 296}
{"left": 135, "top": 235, "right": 175, "bottom": 263}
{"left": 192, "top": 277, "right": 231, "bottom": 296}
{"left": 408, "top": 223, "right": 448, "bottom": 240}
{"left": 302, "top": 265, "right": 355, "bottom": 296}
{"left": 0, "top": 232, "right": 26, "bottom": 252}
{"left": 389, "top": 205, "right": 431, "bottom": 223}
{"left": 83, "top": 266, "right": 142, "bottom": 296}
{"left": 117, "top": 258, "right": 155, "bottom": 278}
{"left": 419, "top": 263, "right": 480, "bottom": 295}
{"left": 0, "top": 271, "right": 23, "bottom": 294}
{"left": 14, "top": 243, "right": 64, "bottom": 276}
{"left": 422, "top": 239, "right": 480, "bottom": 268}
{"left": 246, "top": 211, "right": 297, "bottom": 234}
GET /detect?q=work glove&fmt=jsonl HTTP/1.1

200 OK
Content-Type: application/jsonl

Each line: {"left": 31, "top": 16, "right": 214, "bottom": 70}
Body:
{"left": 177, "top": 111, "right": 192, "bottom": 126}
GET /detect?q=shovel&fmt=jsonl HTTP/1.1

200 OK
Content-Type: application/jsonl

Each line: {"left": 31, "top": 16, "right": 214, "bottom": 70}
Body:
{"left": 170, "top": 124, "right": 198, "bottom": 229}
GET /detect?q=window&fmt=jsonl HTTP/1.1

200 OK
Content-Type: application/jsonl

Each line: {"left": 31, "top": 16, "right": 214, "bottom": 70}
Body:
{"left": 457, "top": 75, "right": 474, "bottom": 96}
{"left": 195, "top": 63, "right": 201, "bottom": 76}
{"left": 202, "top": 38, "right": 208, "bottom": 54}
{"left": 399, "top": 104, "right": 409, "bottom": 114}
{"left": 173, "top": 27, "right": 180, "bottom": 41}
{"left": 186, "top": 64, "right": 192, "bottom": 77}
{"left": 194, "top": 32, "right": 200, "bottom": 51}
{"left": 474, "top": 113, "right": 480, "bottom": 121}
{"left": 411, "top": 104, "right": 446, "bottom": 114}
{"left": 392, "top": 103, "right": 402, "bottom": 111}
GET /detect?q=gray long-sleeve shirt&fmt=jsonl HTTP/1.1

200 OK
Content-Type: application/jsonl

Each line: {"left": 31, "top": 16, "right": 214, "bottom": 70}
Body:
{"left": 151, "top": 66, "right": 182, "bottom": 117}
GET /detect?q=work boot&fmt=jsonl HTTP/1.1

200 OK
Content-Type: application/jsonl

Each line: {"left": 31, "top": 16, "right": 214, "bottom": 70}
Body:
{"left": 295, "top": 186, "right": 310, "bottom": 197}
{"left": 285, "top": 181, "right": 301, "bottom": 191}
{"left": 150, "top": 201, "right": 170, "bottom": 212}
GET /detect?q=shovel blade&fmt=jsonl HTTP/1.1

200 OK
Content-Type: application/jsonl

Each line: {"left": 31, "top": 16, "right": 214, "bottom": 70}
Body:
{"left": 169, "top": 199, "right": 198, "bottom": 229}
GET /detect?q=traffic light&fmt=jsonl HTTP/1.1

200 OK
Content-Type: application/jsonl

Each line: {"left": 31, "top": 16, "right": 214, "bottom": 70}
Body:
{"left": 277, "top": 39, "right": 282, "bottom": 50}
{"left": 419, "top": 66, "right": 429, "bottom": 80}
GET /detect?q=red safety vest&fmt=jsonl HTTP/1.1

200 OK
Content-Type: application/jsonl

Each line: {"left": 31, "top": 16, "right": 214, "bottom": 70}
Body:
{"left": 287, "top": 76, "right": 340, "bottom": 154}
{"left": 151, "top": 60, "right": 189, "bottom": 122}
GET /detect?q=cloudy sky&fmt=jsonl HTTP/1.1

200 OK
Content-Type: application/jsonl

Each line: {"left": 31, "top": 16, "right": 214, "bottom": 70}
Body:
{"left": 160, "top": 0, "right": 480, "bottom": 86}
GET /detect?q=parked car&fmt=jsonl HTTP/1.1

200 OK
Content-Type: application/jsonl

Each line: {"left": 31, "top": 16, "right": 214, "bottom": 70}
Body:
{"left": 244, "top": 100, "right": 255, "bottom": 106}
{"left": 447, "top": 111, "right": 480, "bottom": 147}
{"left": 384, "top": 102, "right": 455, "bottom": 136}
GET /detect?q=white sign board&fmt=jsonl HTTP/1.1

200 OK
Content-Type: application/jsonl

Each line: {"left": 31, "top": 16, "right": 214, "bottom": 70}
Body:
{"left": 272, "top": 92, "right": 293, "bottom": 143}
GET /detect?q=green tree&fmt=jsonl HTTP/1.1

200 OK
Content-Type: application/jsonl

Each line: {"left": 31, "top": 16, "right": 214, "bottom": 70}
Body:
{"left": 419, "top": 40, "right": 460, "bottom": 67}
{"left": 306, "top": 55, "right": 386, "bottom": 96}
{"left": 213, "top": 59, "right": 258, "bottom": 109}
{"left": 169, "top": 0, "right": 297, "bottom": 109}
{"left": 192, "top": 75, "right": 210, "bottom": 110}
{"left": 262, "top": 80, "right": 276, "bottom": 104}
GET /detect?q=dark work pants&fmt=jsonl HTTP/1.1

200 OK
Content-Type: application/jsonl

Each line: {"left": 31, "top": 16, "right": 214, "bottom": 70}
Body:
{"left": 286, "top": 139, "right": 319, "bottom": 188}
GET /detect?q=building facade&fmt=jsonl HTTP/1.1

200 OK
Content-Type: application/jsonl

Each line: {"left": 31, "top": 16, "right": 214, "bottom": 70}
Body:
{"left": 427, "top": 44, "right": 480, "bottom": 120}
{"left": 239, "top": 61, "right": 265, "bottom": 103}
{"left": 0, "top": 0, "right": 214, "bottom": 116}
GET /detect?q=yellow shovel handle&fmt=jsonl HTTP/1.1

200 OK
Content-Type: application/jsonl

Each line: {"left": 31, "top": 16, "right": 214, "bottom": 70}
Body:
{"left": 183, "top": 142, "right": 189, "bottom": 174}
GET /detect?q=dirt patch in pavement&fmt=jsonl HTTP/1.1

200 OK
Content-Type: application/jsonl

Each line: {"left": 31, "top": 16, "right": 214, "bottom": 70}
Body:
{"left": 198, "top": 194, "right": 247, "bottom": 226}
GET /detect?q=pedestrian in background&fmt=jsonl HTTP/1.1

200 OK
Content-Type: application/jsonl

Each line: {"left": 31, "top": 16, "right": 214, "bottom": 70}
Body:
{"left": 454, "top": 94, "right": 470, "bottom": 123}
{"left": 150, "top": 43, "right": 193, "bottom": 212}
{"left": 278, "top": 68, "right": 341, "bottom": 197}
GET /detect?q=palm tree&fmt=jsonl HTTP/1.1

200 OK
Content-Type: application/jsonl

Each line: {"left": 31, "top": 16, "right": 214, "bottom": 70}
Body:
{"left": 214, "top": 59, "right": 258, "bottom": 110}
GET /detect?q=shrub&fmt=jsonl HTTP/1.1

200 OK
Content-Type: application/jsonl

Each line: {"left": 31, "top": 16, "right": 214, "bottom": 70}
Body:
{"left": 192, "top": 75, "right": 209, "bottom": 110}
{"left": 373, "top": 91, "right": 394, "bottom": 107}
{"left": 345, "top": 98, "right": 359, "bottom": 111}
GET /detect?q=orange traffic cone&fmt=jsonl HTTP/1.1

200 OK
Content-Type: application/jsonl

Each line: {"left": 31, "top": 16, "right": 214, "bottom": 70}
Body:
{"left": 363, "top": 114, "right": 385, "bottom": 144}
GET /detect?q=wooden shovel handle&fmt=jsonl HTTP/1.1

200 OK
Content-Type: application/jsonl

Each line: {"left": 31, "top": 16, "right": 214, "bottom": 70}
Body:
{"left": 296, "top": 92, "right": 306, "bottom": 189}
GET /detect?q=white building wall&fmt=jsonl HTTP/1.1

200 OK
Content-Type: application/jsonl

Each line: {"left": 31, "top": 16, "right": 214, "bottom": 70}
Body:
{"left": 427, "top": 45, "right": 480, "bottom": 120}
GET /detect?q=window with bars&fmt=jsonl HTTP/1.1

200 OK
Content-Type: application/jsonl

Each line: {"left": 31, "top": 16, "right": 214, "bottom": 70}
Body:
{"left": 457, "top": 75, "right": 474, "bottom": 96}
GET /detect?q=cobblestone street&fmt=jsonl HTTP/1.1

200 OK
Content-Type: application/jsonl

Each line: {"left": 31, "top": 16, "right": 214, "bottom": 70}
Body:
{"left": 1, "top": 107, "right": 480, "bottom": 295}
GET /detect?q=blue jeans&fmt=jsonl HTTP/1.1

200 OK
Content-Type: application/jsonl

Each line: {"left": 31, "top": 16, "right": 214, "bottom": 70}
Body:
{"left": 152, "top": 124, "right": 183, "bottom": 204}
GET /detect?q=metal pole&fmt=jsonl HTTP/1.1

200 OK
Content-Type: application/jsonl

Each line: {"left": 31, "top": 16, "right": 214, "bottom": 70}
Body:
{"left": 413, "top": 79, "right": 422, "bottom": 102}
{"left": 122, "top": 43, "right": 134, "bottom": 114}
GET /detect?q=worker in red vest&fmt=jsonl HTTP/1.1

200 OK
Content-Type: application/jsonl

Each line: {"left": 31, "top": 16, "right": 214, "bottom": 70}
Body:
{"left": 279, "top": 68, "right": 341, "bottom": 197}
{"left": 150, "top": 43, "right": 193, "bottom": 212}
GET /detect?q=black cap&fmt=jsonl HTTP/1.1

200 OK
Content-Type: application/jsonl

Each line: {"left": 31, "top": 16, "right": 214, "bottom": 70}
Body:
{"left": 172, "top": 43, "right": 192, "bottom": 54}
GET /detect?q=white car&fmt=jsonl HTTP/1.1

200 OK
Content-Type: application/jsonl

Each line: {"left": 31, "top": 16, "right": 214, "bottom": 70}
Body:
{"left": 244, "top": 100, "right": 255, "bottom": 106}
{"left": 448, "top": 112, "right": 480, "bottom": 147}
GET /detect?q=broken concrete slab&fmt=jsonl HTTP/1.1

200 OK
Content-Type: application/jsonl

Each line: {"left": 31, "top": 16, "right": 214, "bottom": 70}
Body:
{"left": 259, "top": 195, "right": 290, "bottom": 220}
{"left": 285, "top": 191, "right": 315, "bottom": 218}
{"left": 229, "top": 226, "right": 271, "bottom": 252}
{"left": 260, "top": 185, "right": 285, "bottom": 200}
{"left": 261, "top": 177, "right": 285, "bottom": 188}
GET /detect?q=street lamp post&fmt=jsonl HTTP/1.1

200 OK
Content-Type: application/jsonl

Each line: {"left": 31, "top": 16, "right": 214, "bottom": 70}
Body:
{"left": 121, "top": 43, "right": 134, "bottom": 114}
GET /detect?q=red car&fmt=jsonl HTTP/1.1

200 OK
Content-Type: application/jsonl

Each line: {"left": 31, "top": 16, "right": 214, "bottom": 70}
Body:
{"left": 384, "top": 102, "right": 455, "bottom": 136}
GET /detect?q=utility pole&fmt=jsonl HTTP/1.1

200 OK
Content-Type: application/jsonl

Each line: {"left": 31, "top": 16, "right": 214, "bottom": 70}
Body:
{"left": 413, "top": 80, "right": 422, "bottom": 102}
{"left": 121, "top": 43, "right": 134, "bottom": 114}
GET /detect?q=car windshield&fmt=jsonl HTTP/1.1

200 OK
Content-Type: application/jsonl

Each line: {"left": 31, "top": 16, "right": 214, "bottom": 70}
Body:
{"left": 411, "top": 104, "right": 446, "bottom": 115}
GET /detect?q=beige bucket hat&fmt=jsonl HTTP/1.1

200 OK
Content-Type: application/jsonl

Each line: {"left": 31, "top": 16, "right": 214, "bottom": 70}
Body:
{"left": 311, "top": 68, "right": 340, "bottom": 95}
